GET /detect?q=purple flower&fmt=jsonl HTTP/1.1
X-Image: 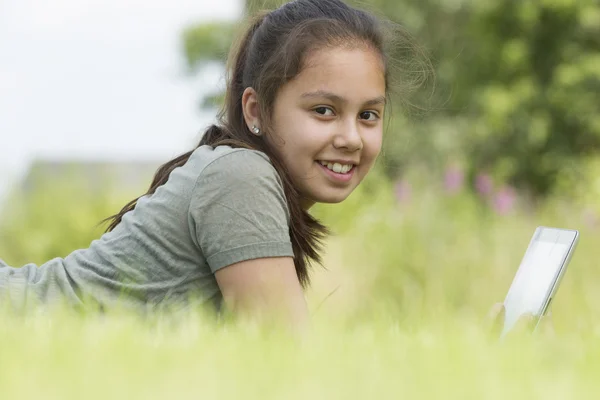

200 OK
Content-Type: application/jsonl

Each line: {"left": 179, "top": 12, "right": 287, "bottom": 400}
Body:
{"left": 493, "top": 186, "right": 516, "bottom": 215}
{"left": 475, "top": 173, "right": 493, "bottom": 197}
{"left": 394, "top": 179, "right": 411, "bottom": 203}
{"left": 444, "top": 165, "right": 464, "bottom": 194}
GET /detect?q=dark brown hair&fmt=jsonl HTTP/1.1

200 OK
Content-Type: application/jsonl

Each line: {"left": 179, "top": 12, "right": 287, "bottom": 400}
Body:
{"left": 104, "top": 0, "right": 413, "bottom": 287}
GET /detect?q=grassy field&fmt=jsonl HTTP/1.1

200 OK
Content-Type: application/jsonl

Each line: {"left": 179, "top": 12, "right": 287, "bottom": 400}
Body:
{"left": 1, "top": 308, "right": 600, "bottom": 399}
{"left": 1, "top": 169, "right": 600, "bottom": 399}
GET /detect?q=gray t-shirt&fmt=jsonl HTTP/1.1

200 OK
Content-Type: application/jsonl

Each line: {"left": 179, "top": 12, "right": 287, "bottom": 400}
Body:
{"left": 0, "top": 145, "right": 294, "bottom": 313}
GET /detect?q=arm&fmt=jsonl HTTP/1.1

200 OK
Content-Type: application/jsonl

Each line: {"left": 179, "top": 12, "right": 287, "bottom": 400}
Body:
{"left": 215, "top": 256, "right": 310, "bottom": 335}
{"left": 189, "top": 150, "right": 305, "bottom": 333}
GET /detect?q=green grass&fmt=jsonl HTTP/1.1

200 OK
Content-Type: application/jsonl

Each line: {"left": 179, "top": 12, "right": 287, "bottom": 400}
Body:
{"left": 1, "top": 308, "right": 599, "bottom": 399}
{"left": 1, "top": 170, "right": 600, "bottom": 399}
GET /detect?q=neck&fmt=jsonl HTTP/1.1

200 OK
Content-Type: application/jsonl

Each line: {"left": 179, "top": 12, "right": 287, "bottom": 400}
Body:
{"left": 300, "top": 198, "right": 315, "bottom": 210}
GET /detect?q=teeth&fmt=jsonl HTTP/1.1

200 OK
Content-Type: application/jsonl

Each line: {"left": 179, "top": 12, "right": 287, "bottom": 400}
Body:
{"left": 318, "top": 161, "right": 353, "bottom": 174}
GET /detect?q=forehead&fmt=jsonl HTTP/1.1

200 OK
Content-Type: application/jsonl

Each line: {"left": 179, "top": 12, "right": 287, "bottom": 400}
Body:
{"left": 286, "top": 47, "right": 386, "bottom": 100}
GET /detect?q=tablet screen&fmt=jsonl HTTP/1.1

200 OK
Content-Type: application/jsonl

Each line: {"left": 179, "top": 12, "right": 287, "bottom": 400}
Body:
{"left": 502, "top": 228, "right": 577, "bottom": 336}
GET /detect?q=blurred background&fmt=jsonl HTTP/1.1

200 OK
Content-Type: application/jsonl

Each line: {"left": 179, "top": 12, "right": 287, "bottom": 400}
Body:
{"left": 1, "top": 0, "right": 599, "bottom": 326}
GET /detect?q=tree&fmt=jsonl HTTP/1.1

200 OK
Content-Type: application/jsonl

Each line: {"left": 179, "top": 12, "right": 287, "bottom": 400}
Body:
{"left": 181, "top": 0, "right": 600, "bottom": 196}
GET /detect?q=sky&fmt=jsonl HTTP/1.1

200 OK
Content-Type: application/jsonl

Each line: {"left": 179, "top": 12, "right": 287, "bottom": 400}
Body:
{"left": 0, "top": 0, "right": 242, "bottom": 198}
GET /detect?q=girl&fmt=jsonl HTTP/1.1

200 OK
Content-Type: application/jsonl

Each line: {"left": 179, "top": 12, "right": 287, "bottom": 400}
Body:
{"left": 0, "top": 0, "right": 412, "bottom": 331}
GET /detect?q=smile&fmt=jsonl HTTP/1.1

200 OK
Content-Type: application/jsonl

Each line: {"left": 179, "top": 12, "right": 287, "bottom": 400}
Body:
{"left": 316, "top": 161, "right": 356, "bottom": 183}
{"left": 318, "top": 160, "right": 354, "bottom": 174}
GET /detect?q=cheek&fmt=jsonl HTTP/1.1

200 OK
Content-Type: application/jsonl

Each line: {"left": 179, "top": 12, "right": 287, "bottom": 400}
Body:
{"left": 363, "top": 130, "right": 383, "bottom": 160}
{"left": 281, "top": 116, "right": 330, "bottom": 153}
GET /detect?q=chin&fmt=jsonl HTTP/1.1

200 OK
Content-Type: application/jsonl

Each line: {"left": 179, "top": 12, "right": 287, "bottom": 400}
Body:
{"left": 311, "top": 190, "right": 353, "bottom": 204}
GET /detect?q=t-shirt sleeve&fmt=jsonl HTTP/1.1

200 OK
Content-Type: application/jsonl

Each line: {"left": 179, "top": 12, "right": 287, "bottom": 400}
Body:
{"left": 189, "top": 150, "right": 294, "bottom": 273}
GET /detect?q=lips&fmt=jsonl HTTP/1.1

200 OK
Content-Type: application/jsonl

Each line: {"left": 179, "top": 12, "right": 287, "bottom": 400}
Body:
{"left": 316, "top": 161, "right": 355, "bottom": 183}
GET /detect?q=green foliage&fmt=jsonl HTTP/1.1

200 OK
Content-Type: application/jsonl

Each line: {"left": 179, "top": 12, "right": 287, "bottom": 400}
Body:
{"left": 3, "top": 306, "right": 600, "bottom": 399}
{"left": 182, "top": 0, "right": 599, "bottom": 197}
{"left": 245, "top": 0, "right": 287, "bottom": 13}
{"left": 461, "top": 0, "right": 600, "bottom": 195}
{"left": 310, "top": 167, "right": 597, "bottom": 327}
{"left": 3, "top": 304, "right": 600, "bottom": 399}
{"left": 3, "top": 1, "right": 600, "bottom": 393}
{"left": 1, "top": 1, "right": 599, "bottom": 392}
{"left": 2, "top": 176, "right": 600, "bottom": 398}
{"left": 3, "top": 165, "right": 597, "bottom": 326}
{"left": 182, "top": 22, "right": 236, "bottom": 70}
{"left": 181, "top": 0, "right": 288, "bottom": 73}
{"left": 0, "top": 176, "right": 136, "bottom": 267}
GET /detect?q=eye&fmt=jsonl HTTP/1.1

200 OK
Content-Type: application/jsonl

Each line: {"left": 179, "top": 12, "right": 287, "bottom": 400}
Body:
{"left": 359, "top": 111, "right": 380, "bottom": 121}
{"left": 314, "top": 106, "right": 335, "bottom": 117}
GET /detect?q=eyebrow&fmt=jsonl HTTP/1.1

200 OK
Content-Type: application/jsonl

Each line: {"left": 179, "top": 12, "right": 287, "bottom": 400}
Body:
{"left": 300, "top": 90, "right": 386, "bottom": 107}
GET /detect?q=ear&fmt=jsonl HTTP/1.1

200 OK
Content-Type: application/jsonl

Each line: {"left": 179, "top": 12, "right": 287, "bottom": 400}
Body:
{"left": 241, "top": 87, "right": 260, "bottom": 132}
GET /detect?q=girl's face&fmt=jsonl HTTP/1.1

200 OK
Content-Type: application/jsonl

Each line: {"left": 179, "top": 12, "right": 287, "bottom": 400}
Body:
{"left": 269, "top": 46, "right": 386, "bottom": 207}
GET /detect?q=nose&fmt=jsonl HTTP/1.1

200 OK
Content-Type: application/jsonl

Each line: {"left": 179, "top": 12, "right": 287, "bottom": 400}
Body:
{"left": 333, "top": 120, "right": 363, "bottom": 152}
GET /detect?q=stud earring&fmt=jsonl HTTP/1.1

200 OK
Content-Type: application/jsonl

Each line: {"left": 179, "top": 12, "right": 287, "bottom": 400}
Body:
{"left": 252, "top": 125, "right": 261, "bottom": 136}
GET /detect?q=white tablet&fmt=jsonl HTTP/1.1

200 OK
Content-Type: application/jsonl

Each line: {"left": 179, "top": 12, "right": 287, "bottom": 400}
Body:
{"left": 501, "top": 226, "right": 579, "bottom": 337}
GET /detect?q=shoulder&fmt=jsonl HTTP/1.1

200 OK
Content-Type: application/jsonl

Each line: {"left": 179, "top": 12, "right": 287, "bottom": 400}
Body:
{"left": 187, "top": 146, "right": 293, "bottom": 272}
{"left": 192, "top": 145, "right": 280, "bottom": 185}
{"left": 189, "top": 145, "right": 287, "bottom": 212}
